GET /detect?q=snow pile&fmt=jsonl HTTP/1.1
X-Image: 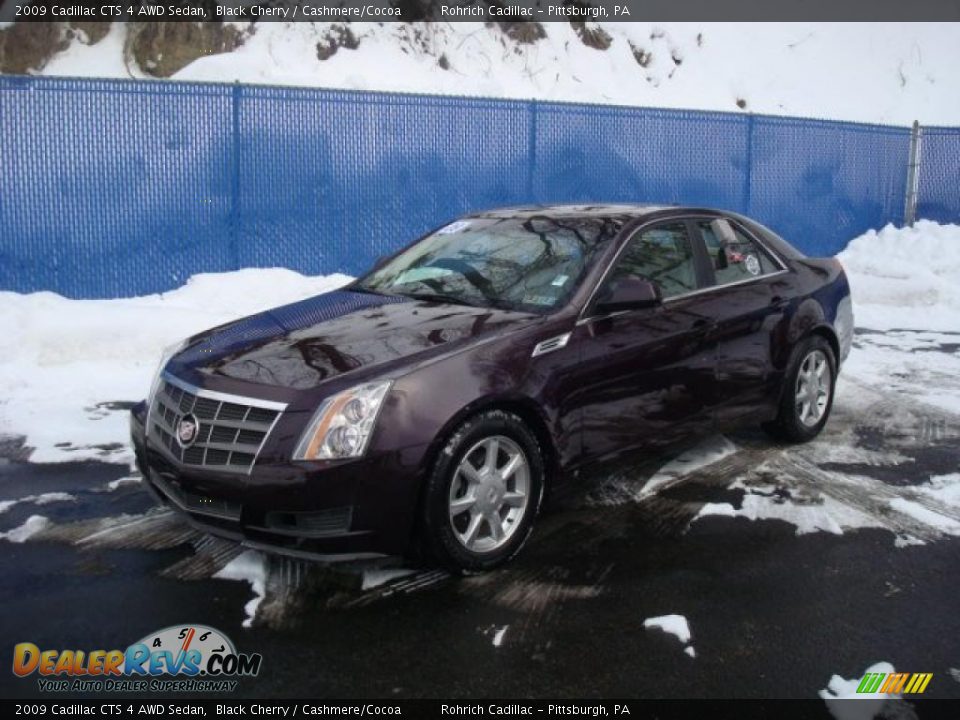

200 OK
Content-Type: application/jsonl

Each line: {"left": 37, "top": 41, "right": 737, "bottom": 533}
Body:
{"left": 819, "top": 662, "right": 899, "bottom": 720}
{"left": 0, "top": 269, "right": 352, "bottom": 464}
{"left": 642, "top": 614, "right": 696, "bottom": 657}
{"left": 213, "top": 550, "right": 268, "bottom": 629}
{"left": 29, "top": 22, "right": 960, "bottom": 126}
{"left": 838, "top": 220, "right": 960, "bottom": 332}
{"left": 0, "top": 515, "right": 52, "bottom": 543}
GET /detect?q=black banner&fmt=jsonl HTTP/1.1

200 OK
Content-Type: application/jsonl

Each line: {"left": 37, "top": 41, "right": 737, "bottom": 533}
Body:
{"left": 3, "top": 0, "right": 960, "bottom": 23}
{"left": 3, "top": 699, "right": 960, "bottom": 720}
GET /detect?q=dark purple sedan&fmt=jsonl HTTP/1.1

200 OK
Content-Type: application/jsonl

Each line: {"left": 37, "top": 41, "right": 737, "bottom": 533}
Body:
{"left": 130, "top": 204, "right": 853, "bottom": 571}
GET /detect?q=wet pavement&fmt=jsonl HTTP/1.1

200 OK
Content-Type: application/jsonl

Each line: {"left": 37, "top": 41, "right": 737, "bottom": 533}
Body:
{"left": 1, "top": 373, "right": 959, "bottom": 703}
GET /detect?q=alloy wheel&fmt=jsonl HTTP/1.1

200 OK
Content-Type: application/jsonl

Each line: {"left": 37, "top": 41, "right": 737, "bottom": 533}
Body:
{"left": 795, "top": 349, "right": 831, "bottom": 427}
{"left": 448, "top": 435, "right": 530, "bottom": 553}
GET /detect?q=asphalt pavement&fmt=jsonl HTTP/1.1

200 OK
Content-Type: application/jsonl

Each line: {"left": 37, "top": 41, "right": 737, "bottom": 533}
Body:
{"left": 1, "top": 373, "right": 959, "bottom": 706}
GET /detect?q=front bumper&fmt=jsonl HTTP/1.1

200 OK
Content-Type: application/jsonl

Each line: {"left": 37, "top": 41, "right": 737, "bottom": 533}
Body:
{"left": 130, "top": 401, "right": 427, "bottom": 560}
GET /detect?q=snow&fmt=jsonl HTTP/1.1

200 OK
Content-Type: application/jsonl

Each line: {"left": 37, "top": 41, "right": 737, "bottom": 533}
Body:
{"left": 588, "top": 434, "right": 736, "bottom": 505}
{"left": 213, "top": 550, "right": 268, "bottom": 629}
{"left": 642, "top": 614, "right": 691, "bottom": 644}
{"left": 106, "top": 476, "right": 141, "bottom": 491}
{"left": 361, "top": 567, "right": 417, "bottom": 590}
{"left": 28, "top": 22, "right": 960, "bottom": 126}
{"left": 0, "top": 269, "right": 352, "bottom": 464}
{"left": 894, "top": 535, "right": 926, "bottom": 548}
{"left": 819, "top": 662, "right": 898, "bottom": 720}
{"left": 696, "top": 478, "right": 879, "bottom": 537}
{"left": 838, "top": 221, "right": 960, "bottom": 333}
{"left": 0, "top": 515, "right": 51, "bottom": 543}
{"left": 838, "top": 221, "right": 960, "bottom": 416}
{"left": 0, "top": 493, "right": 75, "bottom": 515}
{"left": 888, "top": 498, "right": 960, "bottom": 535}
{"left": 39, "top": 22, "right": 130, "bottom": 80}
{"left": 916, "top": 473, "right": 960, "bottom": 507}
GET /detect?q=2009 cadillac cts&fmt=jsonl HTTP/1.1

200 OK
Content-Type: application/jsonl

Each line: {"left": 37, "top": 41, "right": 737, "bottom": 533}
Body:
{"left": 131, "top": 205, "right": 853, "bottom": 571}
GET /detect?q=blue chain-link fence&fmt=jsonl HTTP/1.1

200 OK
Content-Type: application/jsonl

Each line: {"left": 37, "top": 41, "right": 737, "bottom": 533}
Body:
{"left": 0, "top": 75, "right": 952, "bottom": 298}
{"left": 916, "top": 126, "right": 960, "bottom": 225}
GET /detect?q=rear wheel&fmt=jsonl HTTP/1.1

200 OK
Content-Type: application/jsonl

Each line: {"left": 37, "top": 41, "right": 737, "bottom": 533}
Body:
{"left": 420, "top": 410, "right": 544, "bottom": 573}
{"left": 763, "top": 336, "right": 836, "bottom": 442}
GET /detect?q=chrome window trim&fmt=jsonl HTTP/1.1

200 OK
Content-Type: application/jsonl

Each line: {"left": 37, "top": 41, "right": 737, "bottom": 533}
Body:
{"left": 577, "top": 214, "right": 792, "bottom": 326}
{"left": 660, "top": 269, "right": 790, "bottom": 303}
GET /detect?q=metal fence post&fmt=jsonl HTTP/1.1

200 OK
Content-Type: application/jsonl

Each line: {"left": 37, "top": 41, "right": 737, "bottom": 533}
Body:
{"left": 903, "top": 120, "right": 922, "bottom": 227}
{"left": 527, "top": 100, "right": 538, "bottom": 202}
{"left": 743, "top": 113, "right": 755, "bottom": 216}
{"left": 230, "top": 81, "right": 242, "bottom": 269}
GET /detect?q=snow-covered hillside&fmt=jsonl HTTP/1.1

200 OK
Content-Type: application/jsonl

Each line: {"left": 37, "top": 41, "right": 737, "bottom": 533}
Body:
{"left": 22, "top": 21, "right": 960, "bottom": 125}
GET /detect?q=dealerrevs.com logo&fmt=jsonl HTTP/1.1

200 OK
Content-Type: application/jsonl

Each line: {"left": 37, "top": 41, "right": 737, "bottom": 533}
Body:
{"left": 13, "top": 624, "right": 262, "bottom": 693}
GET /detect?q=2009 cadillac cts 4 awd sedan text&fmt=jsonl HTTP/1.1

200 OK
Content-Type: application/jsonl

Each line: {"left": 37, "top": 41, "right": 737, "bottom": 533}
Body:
{"left": 130, "top": 205, "right": 853, "bottom": 571}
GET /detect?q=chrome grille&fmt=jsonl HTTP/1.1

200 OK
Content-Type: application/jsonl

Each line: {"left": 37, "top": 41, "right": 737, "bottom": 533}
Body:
{"left": 148, "top": 373, "right": 286, "bottom": 475}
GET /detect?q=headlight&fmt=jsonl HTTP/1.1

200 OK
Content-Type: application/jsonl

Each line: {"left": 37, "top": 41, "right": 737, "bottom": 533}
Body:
{"left": 293, "top": 381, "right": 393, "bottom": 461}
{"left": 145, "top": 339, "right": 187, "bottom": 424}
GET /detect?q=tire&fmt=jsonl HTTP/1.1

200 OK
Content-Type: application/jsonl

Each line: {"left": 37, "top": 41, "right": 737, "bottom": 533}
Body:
{"left": 420, "top": 410, "right": 545, "bottom": 573}
{"left": 763, "top": 335, "right": 837, "bottom": 443}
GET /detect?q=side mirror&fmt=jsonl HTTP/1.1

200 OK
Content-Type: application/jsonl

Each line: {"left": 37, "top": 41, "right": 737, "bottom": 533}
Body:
{"left": 595, "top": 276, "right": 662, "bottom": 314}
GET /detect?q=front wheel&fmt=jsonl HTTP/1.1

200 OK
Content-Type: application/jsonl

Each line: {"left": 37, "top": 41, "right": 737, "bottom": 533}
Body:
{"left": 420, "top": 410, "right": 545, "bottom": 573}
{"left": 763, "top": 336, "right": 837, "bottom": 443}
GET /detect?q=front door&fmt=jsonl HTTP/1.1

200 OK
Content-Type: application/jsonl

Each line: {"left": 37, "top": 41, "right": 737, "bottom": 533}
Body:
{"left": 570, "top": 221, "right": 718, "bottom": 463}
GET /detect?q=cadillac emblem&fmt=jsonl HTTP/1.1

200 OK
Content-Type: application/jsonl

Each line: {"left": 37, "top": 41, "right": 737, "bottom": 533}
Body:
{"left": 176, "top": 413, "right": 199, "bottom": 448}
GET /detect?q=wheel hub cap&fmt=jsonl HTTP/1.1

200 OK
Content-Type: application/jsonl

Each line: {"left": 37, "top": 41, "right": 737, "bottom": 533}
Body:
{"left": 448, "top": 435, "right": 530, "bottom": 553}
{"left": 795, "top": 349, "right": 831, "bottom": 427}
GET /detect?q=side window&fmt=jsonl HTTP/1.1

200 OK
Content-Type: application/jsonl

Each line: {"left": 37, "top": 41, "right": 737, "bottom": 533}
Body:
{"left": 606, "top": 223, "right": 698, "bottom": 299}
{"left": 697, "top": 219, "right": 780, "bottom": 286}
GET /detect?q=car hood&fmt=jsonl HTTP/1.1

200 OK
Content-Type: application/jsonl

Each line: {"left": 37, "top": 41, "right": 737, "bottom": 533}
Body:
{"left": 169, "top": 290, "right": 537, "bottom": 391}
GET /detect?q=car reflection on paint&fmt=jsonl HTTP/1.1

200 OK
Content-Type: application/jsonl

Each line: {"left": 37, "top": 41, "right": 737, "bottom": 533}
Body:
{"left": 130, "top": 204, "right": 853, "bottom": 572}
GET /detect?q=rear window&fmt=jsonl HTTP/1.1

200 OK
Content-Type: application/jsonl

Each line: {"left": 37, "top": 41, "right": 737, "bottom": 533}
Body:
{"left": 697, "top": 219, "right": 781, "bottom": 285}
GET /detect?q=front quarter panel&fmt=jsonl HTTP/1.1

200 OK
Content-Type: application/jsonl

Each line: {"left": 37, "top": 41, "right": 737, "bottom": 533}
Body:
{"left": 371, "top": 317, "right": 579, "bottom": 485}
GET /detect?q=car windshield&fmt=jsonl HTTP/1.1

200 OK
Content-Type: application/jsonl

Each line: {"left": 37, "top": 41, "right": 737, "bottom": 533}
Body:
{"left": 354, "top": 215, "right": 621, "bottom": 313}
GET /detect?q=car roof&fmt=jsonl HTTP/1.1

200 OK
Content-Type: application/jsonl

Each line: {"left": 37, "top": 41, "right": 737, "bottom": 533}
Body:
{"left": 468, "top": 203, "right": 724, "bottom": 221}
{"left": 464, "top": 204, "right": 805, "bottom": 259}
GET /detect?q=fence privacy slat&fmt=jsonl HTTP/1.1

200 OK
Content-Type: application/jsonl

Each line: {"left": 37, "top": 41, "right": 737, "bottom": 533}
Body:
{"left": 0, "top": 75, "right": 950, "bottom": 299}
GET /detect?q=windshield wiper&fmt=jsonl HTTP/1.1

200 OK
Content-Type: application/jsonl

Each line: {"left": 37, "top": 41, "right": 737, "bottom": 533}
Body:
{"left": 397, "top": 291, "right": 479, "bottom": 308}
{"left": 350, "top": 284, "right": 392, "bottom": 297}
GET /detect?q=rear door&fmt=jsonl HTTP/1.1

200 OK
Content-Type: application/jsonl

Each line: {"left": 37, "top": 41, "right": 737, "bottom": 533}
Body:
{"left": 690, "top": 217, "right": 791, "bottom": 426}
{"left": 570, "top": 220, "right": 718, "bottom": 462}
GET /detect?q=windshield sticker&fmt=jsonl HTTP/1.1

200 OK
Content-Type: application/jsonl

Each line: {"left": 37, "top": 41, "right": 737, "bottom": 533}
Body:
{"left": 393, "top": 267, "right": 454, "bottom": 285}
{"left": 524, "top": 294, "right": 556, "bottom": 306}
{"left": 744, "top": 254, "right": 761, "bottom": 276}
{"left": 551, "top": 274, "right": 569, "bottom": 287}
{"left": 437, "top": 220, "right": 471, "bottom": 235}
